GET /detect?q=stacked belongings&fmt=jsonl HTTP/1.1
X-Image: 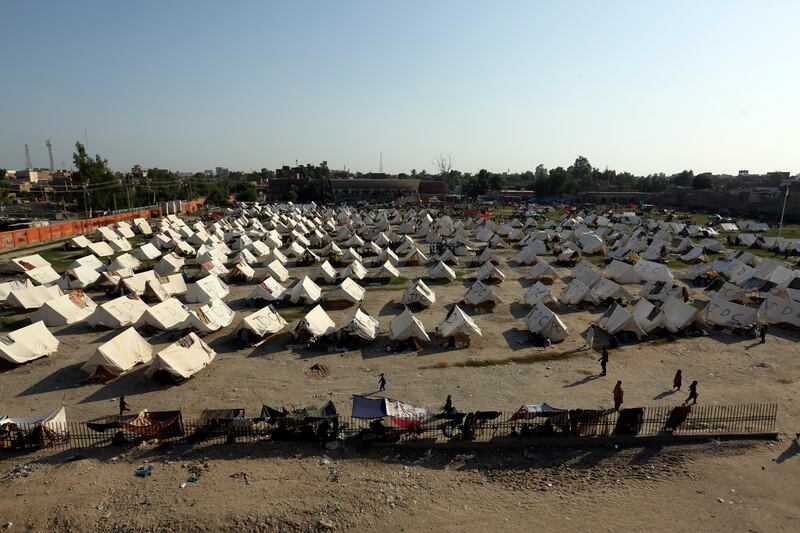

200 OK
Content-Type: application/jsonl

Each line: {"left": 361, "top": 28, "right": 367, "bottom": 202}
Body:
{"left": 509, "top": 403, "right": 570, "bottom": 436}
{"left": 262, "top": 401, "right": 338, "bottom": 442}
{"left": 189, "top": 408, "right": 253, "bottom": 444}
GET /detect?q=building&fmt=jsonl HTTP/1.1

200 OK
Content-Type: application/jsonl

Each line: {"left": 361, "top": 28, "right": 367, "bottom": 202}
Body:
{"left": 330, "top": 178, "right": 420, "bottom": 204}
{"left": 419, "top": 180, "right": 446, "bottom": 202}
{"left": 215, "top": 167, "right": 230, "bottom": 178}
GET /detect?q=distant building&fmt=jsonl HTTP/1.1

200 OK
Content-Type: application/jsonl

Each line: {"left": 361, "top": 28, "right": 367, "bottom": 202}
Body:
{"left": 419, "top": 180, "right": 446, "bottom": 202}
{"left": 331, "top": 178, "right": 419, "bottom": 203}
{"left": 215, "top": 167, "right": 230, "bottom": 177}
{"left": 132, "top": 164, "right": 148, "bottom": 179}
{"left": 14, "top": 169, "right": 39, "bottom": 183}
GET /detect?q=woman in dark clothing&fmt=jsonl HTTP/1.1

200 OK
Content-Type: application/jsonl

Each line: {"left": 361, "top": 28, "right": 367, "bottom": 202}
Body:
{"left": 684, "top": 381, "right": 698, "bottom": 405}
{"left": 613, "top": 381, "right": 624, "bottom": 411}
{"left": 673, "top": 370, "right": 682, "bottom": 391}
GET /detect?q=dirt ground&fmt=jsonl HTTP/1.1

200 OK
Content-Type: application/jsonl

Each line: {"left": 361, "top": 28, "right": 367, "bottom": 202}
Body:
{"left": 1, "top": 246, "right": 800, "bottom": 531}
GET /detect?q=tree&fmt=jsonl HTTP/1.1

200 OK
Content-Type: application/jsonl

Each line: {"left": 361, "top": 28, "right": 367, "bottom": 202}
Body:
{"left": 692, "top": 174, "right": 713, "bottom": 189}
{"left": 287, "top": 189, "right": 298, "bottom": 202}
{"left": 568, "top": 156, "right": 594, "bottom": 192}
{"left": 671, "top": 169, "right": 694, "bottom": 187}
{"left": 147, "top": 168, "right": 180, "bottom": 202}
{"left": 72, "top": 142, "right": 122, "bottom": 214}
{"left": 433, "top": 153, "right": 453, "bottom": 177}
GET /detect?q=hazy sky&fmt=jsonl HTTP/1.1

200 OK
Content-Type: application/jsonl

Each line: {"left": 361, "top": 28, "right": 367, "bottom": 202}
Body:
{"left": 2, "top": 1, "right": 798, "bottom": 175}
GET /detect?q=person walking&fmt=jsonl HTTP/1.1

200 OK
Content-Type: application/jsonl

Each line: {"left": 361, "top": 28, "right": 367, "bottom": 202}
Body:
{"left": 760, "top": 324, "right": 768, "bottom": 344}
{"left": 684, "top": 380, "right": 699, "bottom": 405}
{"left": 599, "top": 347, "right": 609, "bottom": 376}
{"left": 613, "top": 381, "right": 624, "bottom": 411}
{"left": 119, "top": 396, "right": 130, "bottom": 416}
{"left": 378, "top": 373, "right": 387, "bottom": 392}
{"left": 673, "top": 369, "right": 682, "bottom": 391}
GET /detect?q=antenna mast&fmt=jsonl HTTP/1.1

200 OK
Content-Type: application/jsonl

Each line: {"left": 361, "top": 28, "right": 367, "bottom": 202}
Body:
{"left": 46, "top": 140, "right": 55, "bottom": 172}
{"left": 24, "top": 144, "right": 32, "bottom": 170}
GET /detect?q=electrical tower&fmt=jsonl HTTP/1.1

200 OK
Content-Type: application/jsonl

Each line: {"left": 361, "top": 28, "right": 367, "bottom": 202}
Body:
{"left": 24, "top": 144, "right": 32, "bottom": 170}
{"left": 379, "top": 152, "right": 383, "bottom": 173}
{"left": 46, "top": 140, "right": 54, "bottom": 172}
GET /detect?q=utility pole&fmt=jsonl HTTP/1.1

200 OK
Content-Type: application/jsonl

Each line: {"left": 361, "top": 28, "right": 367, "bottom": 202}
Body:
{"left": 778, "top": 183, "right": 791, "bottom": 237}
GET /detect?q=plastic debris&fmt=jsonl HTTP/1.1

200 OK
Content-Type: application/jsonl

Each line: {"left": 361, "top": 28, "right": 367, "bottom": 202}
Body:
{"left": 134, "top": 464, "right": 155, "bottom": 477}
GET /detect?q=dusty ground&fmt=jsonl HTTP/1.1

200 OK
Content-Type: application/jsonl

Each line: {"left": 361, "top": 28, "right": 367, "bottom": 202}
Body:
{"left": 1, "top": 244, "right": 800, "bottom": 531}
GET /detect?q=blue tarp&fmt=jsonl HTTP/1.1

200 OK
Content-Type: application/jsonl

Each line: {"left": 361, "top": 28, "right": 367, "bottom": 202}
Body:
{"left": 351, "top": 395, "right": 387, "bottom": 419}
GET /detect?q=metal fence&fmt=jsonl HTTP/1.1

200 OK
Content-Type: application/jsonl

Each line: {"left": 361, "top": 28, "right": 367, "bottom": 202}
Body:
{"left": 0, "top": 403, "right": 778, "bottom": 455}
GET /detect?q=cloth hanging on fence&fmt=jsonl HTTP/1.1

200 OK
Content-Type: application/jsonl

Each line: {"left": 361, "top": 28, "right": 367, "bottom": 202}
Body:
{"left": 569, "top": 409, "right": 612, "bottom": 437}
{"left": 613, "top": 407, "right": 644, "bottom": 436}
{"left": 121, "top": 410, "right": 184, "bottom": 437}
{"left": 351, "top": 396, "right": 387, "bottom": 419}
{"left": 663, "top": 405, "right": 692, "bottom": 432}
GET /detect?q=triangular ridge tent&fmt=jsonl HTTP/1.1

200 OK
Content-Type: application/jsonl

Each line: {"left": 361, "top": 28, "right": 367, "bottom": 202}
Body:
{"left": 236, "top": 305, "right": 288, "bottom": 346}
{"left": 31, "top": 290, "right": 96, "bottom": 326}
{"left": 81, "top": 327, "right": 153, "bottom": 381}
{"left": 87, "top": 294, "right": 149, "bottom": 329}
{"left": 146, "top": 333, "right": 216, "bottom": 383}
{"left": 0, "top": 321, "right": 59, "bottom": 365}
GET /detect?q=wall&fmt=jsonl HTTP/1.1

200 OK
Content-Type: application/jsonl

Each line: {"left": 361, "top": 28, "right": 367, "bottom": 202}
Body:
{"left": 0, "top": 197, "right": 206, "bottom": 251}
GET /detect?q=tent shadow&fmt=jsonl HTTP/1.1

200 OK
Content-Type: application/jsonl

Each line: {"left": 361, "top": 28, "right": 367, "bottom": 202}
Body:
{"left": 78, "top": 366, "right": 171, "bottom": 404}
{"left": 563, "top": 374, "right": 603, "bottom": 388}
{"left": 359, "top": 334, "right": 393, "bottom": 359}
{"left": 416, "top": 340, "right": 455, "bottom": 357}
{"left": 508, "top": 302, "right": 529, "bottom": 319}
{"left": 378, "top": 300, "right": 405, "bottom": 317}
{"left": 248, "top": 332, "right": 293, "bottom": 357}
{"left": 52, "top": 322, "right": 95, "bottom": 338}
{"left": 502, "top": 328, "right": 532, "bottom": 352}
{"left": 15, "top": 362, "right": 87, "bottom": 397}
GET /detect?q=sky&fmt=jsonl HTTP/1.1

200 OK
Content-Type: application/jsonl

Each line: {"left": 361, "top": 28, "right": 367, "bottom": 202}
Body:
{"left": 2, "top": 1, "right": 799, "bottom": 176}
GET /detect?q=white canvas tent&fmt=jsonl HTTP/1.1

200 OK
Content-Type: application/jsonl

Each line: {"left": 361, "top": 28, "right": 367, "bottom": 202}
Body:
{"left": 389, "top": 307, "right": 430, "bottom": 345}
{"left": 660, "top": 296, "right": 699, "bottom": 333}
{"left": 31, "top": 291, "right": 96, "bottom": 326}
{"left": 293, "top": 305, "right": 336, "bottom": 344}
{"left": 529, "top": 261, "right": 558, "bottom": 283}
{"left": 324, "top": 277, "right": 365, "bottom": 306}
{"left": 436, "top": 305, "right": 482, "bottom": 340}
{"left": 524, "top": 282, "right": 554, "bottom": 306}
{"left": 464, "top": 280, "right": 502, "bottom": 309}
{"left": 598, "top": 304, "right": 647, "bottom": 338}
{"left": 81, "top": 327, "right": 153, "bottom": 380}
{"left": 524, "top": 302, "right": 568, "bottom": 342}
{"left": 310, "top": 260, "right": 338, "bottom": 283}
{"left": 5, "top": 285, "right": 63, "bottom": 310}
{"left": 146, "top": 333, "right": 216, "bottom": 382}
{"left": 758, "top": 294, "right": 800, "bottom": 327}
{"left": 633, "top": 259, "right": 674, "bottom": 283}
{"left": 185, "top": 275, "right": 230, "bottom": 303}
{"left": 604, "top": 260, "right": 642, "bottom": 284}
{"left": 401, "top": 279, "right": 436, "bottom": 308}
{"left": 288, "top": 276, "right": 322, "bottom": 304}
{"left": 236, "top": 305, "right": 288, "bottom": 346}
{"left": 0, "top": 279, "right": 34, "bottom": 304}
{"left": 701, "top": 297, "right": 758, "bottom": 329}
{"left": 427, "top": 260, "right": 456, "bottom": 282}
{"left": 188, "top": 298, "right": 235, "bottom": 334}
{"left": 338, "top": 306, "right": 380, "bottom": 341}
{"left": 57, "top": 265, "right": 101, "bottom": 290}
{"left": 247, "top": 277, "right": 286, "bottom": 303}
{"left": 138, "top": 298, "right": 192, "bottom": 331}
{"left": 87, "top": 294, "right": 149, "bottom": 329}
{"left": 0, "top": 321, "right": 59, "bottom": 365}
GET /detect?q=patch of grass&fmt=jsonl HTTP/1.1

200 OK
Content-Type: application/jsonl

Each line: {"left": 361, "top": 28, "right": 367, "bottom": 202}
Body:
{"left": 420, "top": 348, "right": 584, "bottom": 369}
{"left": 690, "top": 301, "right": 707, "bottom": 311}
{"left": 277, "top": 306, "right": 307, "bottom": 320}
{"left": 38, "top": 249, "right": 82, "bottom": 270}
{"left": 387, "top": 276, "right": 408, "bottom": 285}
{"left": 583, "top": 255, "right": 608, "bottom": 266}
